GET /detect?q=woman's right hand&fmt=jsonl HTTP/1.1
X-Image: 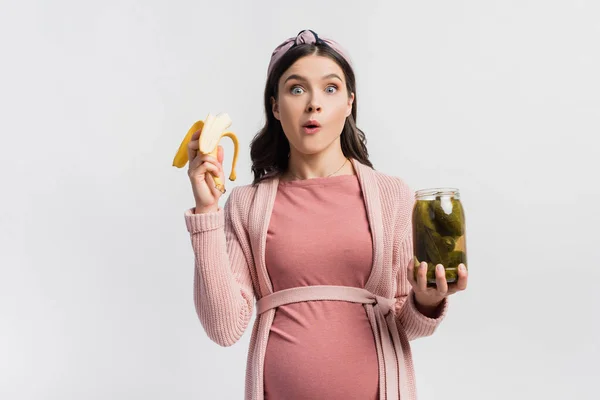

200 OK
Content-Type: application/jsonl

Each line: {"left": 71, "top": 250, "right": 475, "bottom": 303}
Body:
{"left": 187, "top": 128, "right": 225, "bottom": 213}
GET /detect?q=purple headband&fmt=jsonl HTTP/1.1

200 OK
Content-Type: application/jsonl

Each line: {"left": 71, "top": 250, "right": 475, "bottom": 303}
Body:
{"left": 267, "top": 29, "right": 352, "bottom": 76}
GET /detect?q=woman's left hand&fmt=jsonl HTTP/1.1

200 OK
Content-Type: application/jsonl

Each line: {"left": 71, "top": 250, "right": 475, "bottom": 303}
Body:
{"left": 407, "top": 260, "right": 468, "bottom": 313}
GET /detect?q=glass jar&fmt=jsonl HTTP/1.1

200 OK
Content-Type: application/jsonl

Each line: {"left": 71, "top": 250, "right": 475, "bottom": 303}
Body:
{"left": 412, "top": 188, "right": 467, "bottom": 286}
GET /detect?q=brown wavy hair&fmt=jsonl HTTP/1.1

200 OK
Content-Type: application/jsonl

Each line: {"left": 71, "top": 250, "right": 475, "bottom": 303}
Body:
{"left": 249, "top": 42, "right": 373, "bottom": 185}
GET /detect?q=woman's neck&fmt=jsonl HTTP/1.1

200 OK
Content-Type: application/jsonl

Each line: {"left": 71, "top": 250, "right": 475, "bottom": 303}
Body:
{"left": 283, "top": 150, "right": 354, "bottom": 181}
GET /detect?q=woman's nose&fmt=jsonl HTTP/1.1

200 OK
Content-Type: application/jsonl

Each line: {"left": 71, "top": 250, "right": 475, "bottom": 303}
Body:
{"left": 306, "top": 102, "right": 322, "bottom": 113}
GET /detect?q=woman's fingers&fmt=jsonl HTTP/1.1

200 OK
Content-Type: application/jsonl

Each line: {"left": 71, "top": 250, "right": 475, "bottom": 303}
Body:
{"left": 447, "top": 264, "right": 468, "bottom": 295}
{"left": 417, "top": 262, "right": 428, "bottom": 292}
{"left": 187, "top": 132, "right": 201, "bottom": 163}
{"left": 204, "top": 168, "right": 220, "bottom": 195}
{"left": 458, "top": 264, "right": 468, "bottom": 289}
{"left": 189, "top": 157, "right": 221, "bottom": 182}
{"left": 209, "top": 175, "right": 226, "bottom": 196}
{"left": 203, "top": 161, "right": 221, "bottom": 177}
{"left": 191, "top": 128, "right": 202, "bottom": 141}
{"left": 410, "top": 260, "right": 469, "bottom": 299}
{"left": 217, "top": 145, "right": 224, "bottom": 164}
{"left": 190, "top": 153, "right": 221, "bottom": 173}
{"left": 407, "top": 259, "right": 417, "bottom": 288}
{"left": 435, "top": 264, "right": 448, "bottom": 296}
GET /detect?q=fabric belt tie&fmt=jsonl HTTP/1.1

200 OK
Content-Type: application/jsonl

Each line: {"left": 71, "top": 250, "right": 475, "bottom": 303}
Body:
{"left": 256, "top": 285, "right": 409, "bottom": 400}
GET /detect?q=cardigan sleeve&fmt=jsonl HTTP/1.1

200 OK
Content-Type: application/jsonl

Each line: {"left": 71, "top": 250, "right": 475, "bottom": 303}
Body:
{"left": 393, "top": 187, "right": 449, "bottom": 341}
{"left": 184, "top": 186, "right": 255, "bottom": 347}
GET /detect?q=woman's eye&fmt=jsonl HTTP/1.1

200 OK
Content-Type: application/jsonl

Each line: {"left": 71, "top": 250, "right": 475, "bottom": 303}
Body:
{"left": 291, "top": 86, "right": 304, "bottom": 95}
{"left": 326, "top": 85, "right": 338, "bottom": 93}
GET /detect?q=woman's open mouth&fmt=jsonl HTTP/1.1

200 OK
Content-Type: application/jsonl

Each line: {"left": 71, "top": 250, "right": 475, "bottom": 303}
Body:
{"left": 302, "top": 120, "right": 321, "bottom": 135}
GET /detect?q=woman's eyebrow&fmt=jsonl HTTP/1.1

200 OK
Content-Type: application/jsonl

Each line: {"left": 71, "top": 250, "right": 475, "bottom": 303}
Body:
{"left": 284, "top": 73, "right": 343, "bottom": 83}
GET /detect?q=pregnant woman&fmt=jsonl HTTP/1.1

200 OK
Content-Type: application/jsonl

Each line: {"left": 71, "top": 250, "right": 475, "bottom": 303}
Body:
{"left": 183, "top": 29, "right": 468, "bottom": 400}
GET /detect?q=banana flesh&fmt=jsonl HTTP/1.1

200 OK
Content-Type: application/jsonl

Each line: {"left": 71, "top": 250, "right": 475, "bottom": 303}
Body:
{"left": 172, "top": 112, "right": 239, "bottom": 193}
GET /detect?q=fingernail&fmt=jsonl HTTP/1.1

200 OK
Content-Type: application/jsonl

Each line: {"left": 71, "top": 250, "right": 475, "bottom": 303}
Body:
{"left": 459, "top": 264, "right": 466, "bottom": 271}
{"left": 436, "top": 264, "right": 443, "bottom": 272}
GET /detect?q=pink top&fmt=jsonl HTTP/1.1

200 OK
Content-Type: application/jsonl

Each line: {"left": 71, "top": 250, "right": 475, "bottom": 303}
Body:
{"left": 263, "top": 174, "right": 379, "bottom": 399}
{"left": 183, "top": 158, "right": 449, "bottom": 399}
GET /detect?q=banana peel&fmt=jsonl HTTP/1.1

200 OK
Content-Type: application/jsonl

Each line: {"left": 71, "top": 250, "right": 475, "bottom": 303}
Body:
{"left": 172, "top": 112, "right": 239, "bottom": 193}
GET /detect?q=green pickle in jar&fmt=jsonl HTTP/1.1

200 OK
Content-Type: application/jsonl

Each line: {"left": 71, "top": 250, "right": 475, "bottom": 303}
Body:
{"left": 412, "top": 188, "right": 467, "bottom": 286}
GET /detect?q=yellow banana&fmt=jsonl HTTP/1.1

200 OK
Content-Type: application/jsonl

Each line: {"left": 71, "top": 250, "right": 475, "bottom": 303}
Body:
{"left": 172, "top": 112, "right": 239, "bottom": 193}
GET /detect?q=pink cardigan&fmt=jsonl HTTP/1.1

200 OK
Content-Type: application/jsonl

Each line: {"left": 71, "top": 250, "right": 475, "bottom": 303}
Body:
{"left": 184, "top": 158, "right": 448, "bottom": 400}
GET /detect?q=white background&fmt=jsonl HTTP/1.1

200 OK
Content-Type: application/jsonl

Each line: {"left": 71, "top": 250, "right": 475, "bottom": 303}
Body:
{"left": 1, "top": 0, "right": 598, "bottom": 399}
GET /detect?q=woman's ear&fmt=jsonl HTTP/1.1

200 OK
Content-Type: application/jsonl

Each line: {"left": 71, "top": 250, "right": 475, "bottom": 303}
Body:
{"left": 346, "top": 92, "right": 355, "bottom": 117}
{"left": 271, "top": 96, "right": 280, "bottom": 120}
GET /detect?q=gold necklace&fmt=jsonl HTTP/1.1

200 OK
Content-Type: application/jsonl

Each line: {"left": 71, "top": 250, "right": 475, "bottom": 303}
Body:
{"left": 289, "top": 157, "right": 349, "bottom": 181}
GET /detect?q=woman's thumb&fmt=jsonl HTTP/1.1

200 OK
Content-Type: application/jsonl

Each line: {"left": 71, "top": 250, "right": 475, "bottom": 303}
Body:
{"left": 217, "top": 145, "right": 224, "bottom": 164}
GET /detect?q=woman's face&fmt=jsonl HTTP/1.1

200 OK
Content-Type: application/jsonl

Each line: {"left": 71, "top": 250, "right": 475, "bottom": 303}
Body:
{"left": 272, "top": 55, "right": 354, "bottom": 157}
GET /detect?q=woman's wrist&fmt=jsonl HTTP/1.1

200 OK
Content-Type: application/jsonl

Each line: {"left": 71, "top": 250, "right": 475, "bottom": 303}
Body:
{"left": 413, "top": 292, "right": 444, "bottom": 318}
{"left": 194, "top": 204, "right": 219, "bottom": 214}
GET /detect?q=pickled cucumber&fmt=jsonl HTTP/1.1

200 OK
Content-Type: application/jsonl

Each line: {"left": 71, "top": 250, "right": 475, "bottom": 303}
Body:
{"left": 413, "top": 201, "right": 435, "bottom": 262}
{"left": 445, "top": 269, "right": 458, "bottom": 283}
{"left": 414, "top": 200, "right": 436, "bottom": 230}
{"left": 442, "top": 236, "right": 456, "bottom": 251}
{"left": 424, "top": 228, "right": 449, "bottom": 266}
{"left": 413, "top": 220, "right": 428, "bottom": 262}
{"left": 447, "top": 250, "right": 467, "bottom": 269}
{"left": 432, "top": 198, "right": 465, "bottom": 236}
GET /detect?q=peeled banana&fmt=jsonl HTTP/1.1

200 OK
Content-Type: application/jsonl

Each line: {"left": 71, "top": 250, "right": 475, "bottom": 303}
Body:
{"left": 172, "top": 112, "right": 239, "bottom": 193}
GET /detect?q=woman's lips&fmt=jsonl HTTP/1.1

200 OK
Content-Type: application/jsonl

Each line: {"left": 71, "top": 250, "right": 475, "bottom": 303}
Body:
{"left": 302, "top": 119, "right": 321, "bottom": 135}
{"left": 302, "top": 126, "right": 321, "bottom": 134}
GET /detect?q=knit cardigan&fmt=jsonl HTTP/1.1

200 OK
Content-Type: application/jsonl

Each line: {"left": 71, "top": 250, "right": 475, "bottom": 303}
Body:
{"left": 184, "top": 158, "right": 448, "bottom": 399}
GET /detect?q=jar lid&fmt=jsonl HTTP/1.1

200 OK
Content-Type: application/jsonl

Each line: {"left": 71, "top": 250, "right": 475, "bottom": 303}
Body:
{"left": 415, "top": 187, "right": 460, "bottom": 199}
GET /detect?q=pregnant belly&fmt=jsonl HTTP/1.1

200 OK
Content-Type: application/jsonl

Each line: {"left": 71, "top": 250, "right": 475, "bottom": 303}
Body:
{"left": 263, "top": 301, "right": 379, "bottom": 400}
